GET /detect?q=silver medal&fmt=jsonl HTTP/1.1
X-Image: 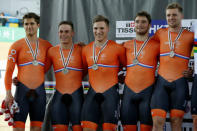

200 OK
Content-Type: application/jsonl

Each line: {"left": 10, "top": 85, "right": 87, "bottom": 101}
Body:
{"left": 62, "top": 68, "right": 69, "bottom": 74}
{"left": 133, "top": 38, "right": 149, "bottom": 66}
{"left": 92, "top": 64, "right": 98, "bottom": 70}
{"left": 60, "top": 44, "right": 74, "bottom": 75}
{"left": 92, "top": 40, "right": 108, "bottom": 71}
{"left": 32, "top": 60, "right": 38, "bottom": 66}
{"left": 25, "top": 38, "right": 39, "bottom": 66}
{"left": 168, "top": 28, "right": 183, "bottom": 58}
{"left": 133, "top": 59, "right": 139, "bottom": 65}
{"left": 170, "top": 51, "right": 175, "bottom": 58}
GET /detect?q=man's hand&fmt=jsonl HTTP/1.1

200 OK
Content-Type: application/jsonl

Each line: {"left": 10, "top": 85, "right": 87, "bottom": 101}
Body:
{"left": 12, "top": 77, "right": 18, "bottom": 86}
{"left": 118, "top": 72, "right": 125, "bottom": 84}
{"left": 5, "top": 91, "right": 14, "bottom": 109}
{"left": 183, "top": 67, "right": 193, "bottom": 78}
{"left": 77, "top": 42, "right": 86, "bottom": 46}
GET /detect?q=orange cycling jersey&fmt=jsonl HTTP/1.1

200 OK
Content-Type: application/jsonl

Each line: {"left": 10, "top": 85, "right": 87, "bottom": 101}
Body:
{"left": 154, "top": 28, "right": 194, "bottom": 82}
{"left": 47, "top": 44, "right": 83, "bottom": 94}
{"left": 124, "top": 38, "right": 159, "bottom": 93}
{"left": 82, "top": 40, "right": 126, "bottom": 93}
{"left": 4, "top": 38, "right": 52, "bottom": 90}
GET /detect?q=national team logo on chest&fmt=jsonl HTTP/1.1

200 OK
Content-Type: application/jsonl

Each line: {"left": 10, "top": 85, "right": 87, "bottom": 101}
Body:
{"left": 26, "top": 49, "right": 40, "bottom": 55}
{"left": 164, "top": 41, "right": 181, "bottom": 47}
{"left": 90, "top": 53, "right": 107, "bottom": 60}
{"left": 59, "top": 56, "right": 74, "bottom": 62}
{"left": 131, "top": 51, "right": 145, "bottom": 57}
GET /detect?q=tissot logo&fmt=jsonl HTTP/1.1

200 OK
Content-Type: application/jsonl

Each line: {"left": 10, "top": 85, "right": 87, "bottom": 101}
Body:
{"left": 126, "top": 22, "right": 135, "bottom": 27}
{"left": 116, "top": 28, "right": 135, "bottom": 33}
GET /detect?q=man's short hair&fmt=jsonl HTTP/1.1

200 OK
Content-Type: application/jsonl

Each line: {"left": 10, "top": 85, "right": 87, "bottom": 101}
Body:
{"left": 166, "top": 2, "right": 183, "bottom": 13}
{"left": 0, "top": 12, "right": 5, "bottom": 16}
{"left": 134, "top": 11, "right": 152, "bottom": 24}
{"left": 93, "top": 15, "right": 109, "bottom": 26}
{"left": 23, "top": 12, "right": 40, "bottom": 24}
{"left": 58, "top": 21, "right": 74, "bottom": 30}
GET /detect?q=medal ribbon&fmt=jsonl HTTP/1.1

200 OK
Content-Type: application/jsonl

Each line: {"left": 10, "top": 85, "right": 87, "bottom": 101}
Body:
{"left": 133, "top": 37, "right": 150, "bottom": 59}
{"left": 168, "top": 28, "right": 183, "bottom": 52}
{"left": 59, "top": 44, "right": 74, "bottom": 69}
{"left": 93, "top": 40, "right": 108, "bottom": 64}
{"left": 25, "top": 37, "right": 39, "bottom": 61}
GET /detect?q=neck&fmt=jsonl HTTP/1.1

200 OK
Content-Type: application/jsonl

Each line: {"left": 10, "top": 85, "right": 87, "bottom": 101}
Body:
{"left": 95, "top": 39, "right": 108, "bottom": 47}
{"left": 61, "top": 42, "right": 73, "bottom": 49}
{"left": 26, "top": 34, "right": 38, "bottom": 43}
{"left": 136, "top": 33, "right": 149, "bottom": 41}
{"left": 168, "top": 25, "right": 182, "bottom": 33}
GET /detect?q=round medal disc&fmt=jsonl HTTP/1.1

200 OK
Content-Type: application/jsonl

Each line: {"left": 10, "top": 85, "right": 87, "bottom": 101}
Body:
{"left": 133, "top": 59, "right": 139, "bottom": 65}
{"left": 170, "top": 51, "right": 175, "bottom": 57}
{"left": 32, "top": 60, "right": 38, "bottom": 66}
{"left": 92, "top": 64, "right": 98, "bottom": 70}
{"left": 62, "top": 68, "right": 69, "bottom": 74}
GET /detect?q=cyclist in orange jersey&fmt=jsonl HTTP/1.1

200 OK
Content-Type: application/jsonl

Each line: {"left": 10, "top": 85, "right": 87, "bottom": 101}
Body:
{"left": 47, "top": 21, "right": 84, "bottom": 131}
{"left": 192, "top": 73, "right": 197, "bottom": 131}
{"left": 151, "top": 3, "right": 194, "bottom": 131}
{"left": 191, "top": 21, "right": 197, "bottom": 131}
{"left": 4, "top": 13, "right": 52, "bottom": 131}
{"left": 121, "top": 11, "right": 159, "bottom": 131}
{"left": 81, "top": 15, "right": 126, "bottom": 131}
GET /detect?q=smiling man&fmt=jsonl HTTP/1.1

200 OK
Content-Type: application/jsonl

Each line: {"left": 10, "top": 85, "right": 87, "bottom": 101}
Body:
{"left": 47, "top": 21, "right": 84, "bottom": 131}
{"left": 4, "top": 12, "right": 52, "bottom": 131}
{"left": 81, "top": 15, "right": 126, "bottom": 131}
{"left": 151, "top": 3, "right": 194, "bottom": 131}
{"left": 120, "top": 11, "right": 159, "bottom": 131}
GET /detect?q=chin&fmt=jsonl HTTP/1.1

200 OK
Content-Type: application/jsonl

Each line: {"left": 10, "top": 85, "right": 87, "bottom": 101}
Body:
{"left": 169, "top": 25, "right": 177, "bottom": 28}
{"left": 27, "top": 34, "right": 34, "bottom": 37}
{"left": 62, "top": 41, "right": 69, "bottom": 44}
{"left": 168, "top": 22, "right": 177, "bottom": 27}
{"left": 136, "top": 31, "right": 147, "bottom": 35}
{"left": 95, "top": 39, "right": 103, "bottom": 42}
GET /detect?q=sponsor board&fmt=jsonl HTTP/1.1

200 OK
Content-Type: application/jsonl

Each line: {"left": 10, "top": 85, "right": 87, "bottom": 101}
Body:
{"left": 116, "top": 19, "right": 197, "bottom": 38}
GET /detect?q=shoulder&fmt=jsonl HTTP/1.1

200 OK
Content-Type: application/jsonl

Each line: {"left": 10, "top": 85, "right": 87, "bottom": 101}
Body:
{"left": 73, "top": 44, "right": 83, "bottom": 52}
{"left": 149, "top": 37, "right": 160, "bottom": 44}
{"left": 156, "top": 27, "right": 167, "bottom": 34}
{"left": 74, "top": 44, "right": 82, "bottom": 49}
{"left": 183, "top": 28, "right": 194, "bottom": 35}
{"left": 108, "top": 40, "right": 118, "bottom": 45}
{"left": 152, "top": 28, "right": 167, "bottom": 41}
{"left": 48, "top": 45, "right": 59, "bottom": 53}
{"left": 148, "top": 37, "right": 160, "bottom": 49}
{"left": 82, "top": 41, "right": 93, "bottom": 51}
{"left": 108, "top": 40, "right": 125, "bottom": 55}
{"left": 108, "top": 40, "right": 124, "bottom": 48}
{"left": 11, "top": 38, "right": 25, "bottom": 49}
{"left": 123, "top": 40, "right": 133, "bottom": 49}
{"left": 182, "top": 29, "right": 194, "bottom": 41}
{"left": 39, "top": 38, "right": 53, "bottom": 48}
{"left": 15, "top": 38, "right": 25, "bottom": 43}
